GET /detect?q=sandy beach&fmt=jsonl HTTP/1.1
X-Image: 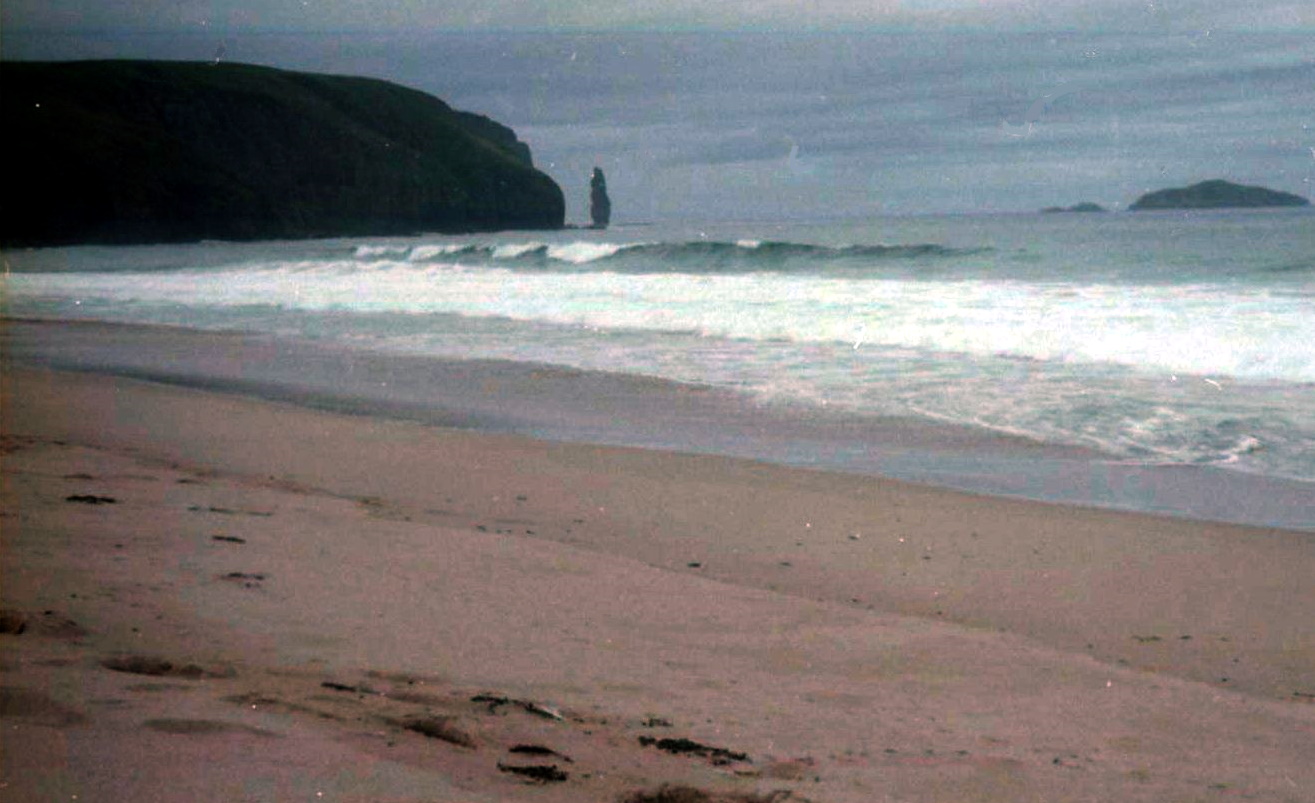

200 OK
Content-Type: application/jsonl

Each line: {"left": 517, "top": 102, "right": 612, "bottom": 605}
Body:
{"left": 3, "top": 351, "right": 1314, "bottom": 800}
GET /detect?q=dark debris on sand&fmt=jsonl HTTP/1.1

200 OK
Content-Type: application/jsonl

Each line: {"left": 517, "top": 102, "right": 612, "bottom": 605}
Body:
{"left": 620, "top": 785, "right": 804, "bottom": 803}
{"left": 65, "top": 494, "right": 116, "bottom": 505}
{"left": 320, "top": 681, "right": 380, "bottom": 696}
{"left": 221, "top": 572, "right": 267, "bottom": 588}
{"left": 497, "top": 762, "right": 569, "bottom": 783}
{"left": 638, "top": 736, "right": 750, "bottom": 765}
{"left": 471, "top": 693, "right": 563, "bottom": 720}
{"left": 101, "top": 655, "right": 231, "bottom": 679}
{"left": 509, "top": 744, "right": 573, "bottom": 762}
{"left": 399, "top": 716, "right": 477, "bottom": 748}
{"left": 189, "top": 505, "right": 273, "bottom": 517}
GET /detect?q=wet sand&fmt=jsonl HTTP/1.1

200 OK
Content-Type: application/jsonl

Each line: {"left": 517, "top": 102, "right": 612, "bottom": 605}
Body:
{"left": 2, "top": 355, "right": 1314, "bottom": 800}
{"left": 6, "top": 317, "right": 1313, "bottom": 530}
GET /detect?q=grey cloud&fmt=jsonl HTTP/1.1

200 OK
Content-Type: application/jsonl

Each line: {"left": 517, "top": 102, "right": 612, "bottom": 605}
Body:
{"left": 4, "top": 0, "right": 1313, "bottom": 34}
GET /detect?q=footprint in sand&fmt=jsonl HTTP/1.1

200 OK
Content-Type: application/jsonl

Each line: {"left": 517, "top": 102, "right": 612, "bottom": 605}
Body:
{"left": 143, "top": 718, "right": 278, "bottom": 737}
{"left": 101, "top": 655, "right": 234, "bottom": 679}
{"left": 220, "top": 572, "right": 267, "bottom": 589}
{"left": 0, "top": 609, "right": 88, "bottom": 639}
{"left": 0, "top": 686, "right": 88, "bottom": 728}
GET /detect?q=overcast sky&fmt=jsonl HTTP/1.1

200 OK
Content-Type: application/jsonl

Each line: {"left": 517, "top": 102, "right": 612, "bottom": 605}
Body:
{"left": 4, "top": 3, "right": 1311, "bottom": 220}
{"left": 4, "top": 0, "right": 1313, "bottom": 34}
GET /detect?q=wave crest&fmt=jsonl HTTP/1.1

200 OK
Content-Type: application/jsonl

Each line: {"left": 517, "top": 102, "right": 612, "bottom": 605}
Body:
{"left": 364, "top": 238, "right": 980, "bottom": 273}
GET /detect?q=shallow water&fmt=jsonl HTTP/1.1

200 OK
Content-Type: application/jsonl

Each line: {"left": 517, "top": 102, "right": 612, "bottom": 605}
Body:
{"left": 2, "top": 210, "right": 1315, "bottom": 530}
{"left": 7, "top": 210, "right": 1314, "bottom": 491}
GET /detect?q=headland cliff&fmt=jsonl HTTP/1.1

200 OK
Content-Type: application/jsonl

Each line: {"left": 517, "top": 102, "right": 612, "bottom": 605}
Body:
{"left": 2, "top": 60, "right": 565, "bottom": 246}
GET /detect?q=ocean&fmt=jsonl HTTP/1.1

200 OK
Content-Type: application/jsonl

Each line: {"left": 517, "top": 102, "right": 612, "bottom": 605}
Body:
{"left": 5, "top": 209, "right": 1313, "bottom": 528}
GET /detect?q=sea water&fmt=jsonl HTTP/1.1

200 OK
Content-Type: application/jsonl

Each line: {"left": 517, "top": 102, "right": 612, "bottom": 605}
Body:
{"left": 5, "top": 210, "right": 1314, "bottom": 523}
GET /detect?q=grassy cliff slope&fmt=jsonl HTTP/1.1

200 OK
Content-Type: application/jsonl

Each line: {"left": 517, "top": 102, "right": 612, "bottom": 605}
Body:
{"left": 2, "top": 60, "right": 565, "bottom": 246}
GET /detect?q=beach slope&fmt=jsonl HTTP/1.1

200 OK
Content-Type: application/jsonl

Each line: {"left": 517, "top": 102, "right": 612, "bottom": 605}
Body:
{"left": 2, "top": 365, "right": 1312, "bottom": 802}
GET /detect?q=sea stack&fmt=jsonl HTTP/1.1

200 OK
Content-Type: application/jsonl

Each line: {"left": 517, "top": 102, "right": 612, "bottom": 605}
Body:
{"left": 590, "top": 167, "right": 612, "bottom": 229}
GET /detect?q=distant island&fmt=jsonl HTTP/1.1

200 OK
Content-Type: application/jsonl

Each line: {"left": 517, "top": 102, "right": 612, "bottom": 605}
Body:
{"left": 1130, "top": 179, "right": 1310, "bottom": 211}
{"left": 1041, "top": 202, "right": 1107, "bottom": 214}
{"left": 2, "top": 60, "right": 565, "bottom": 247}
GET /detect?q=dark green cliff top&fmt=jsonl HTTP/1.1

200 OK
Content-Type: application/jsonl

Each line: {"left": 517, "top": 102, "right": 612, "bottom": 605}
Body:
{"left": 1130, "top": 180, "right": 1309, "bottom": 211}
{"left": 2, "top": 60, "right": 565, "bottom": 246}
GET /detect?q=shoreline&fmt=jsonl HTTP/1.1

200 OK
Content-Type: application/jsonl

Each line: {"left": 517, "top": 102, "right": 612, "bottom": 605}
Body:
{"left": 4, "top": 316, "right": 1313, "bottom": 530}
{"left": 3, "top": 362, "right": 1313, "bottom": 801}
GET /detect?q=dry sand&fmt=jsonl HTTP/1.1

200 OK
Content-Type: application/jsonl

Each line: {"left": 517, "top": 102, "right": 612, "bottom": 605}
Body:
{"left": 2, "top": 365, "right": 1313, "bottom": 802}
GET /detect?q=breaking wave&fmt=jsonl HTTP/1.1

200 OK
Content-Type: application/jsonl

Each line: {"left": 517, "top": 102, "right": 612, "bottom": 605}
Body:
{"left": 352, "top": 238, "right": 982, "bottom": 273}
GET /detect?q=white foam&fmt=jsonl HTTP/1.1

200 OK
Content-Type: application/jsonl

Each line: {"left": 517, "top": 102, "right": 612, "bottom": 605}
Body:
{"left": 10, "top": 221, "right": 1313, "bottom": 486}
{"left": 491, "top": 242, "right": 545, "bottom": 259}
{"left": 408, "top": 244, "right": 472, "bottom": 261}
{"left": 545, "top": 241, "right": 633, "bottom": 264}
{"left": 353, "top": 244, "right": 409, "bottom": 258}
{"left": 11, "top": 267, "right": 1313, "bottom": 382}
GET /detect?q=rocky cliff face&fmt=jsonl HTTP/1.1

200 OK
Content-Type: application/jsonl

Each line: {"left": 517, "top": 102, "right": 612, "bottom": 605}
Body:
{"left": 1130, "top": 180, "right": 1309, "bottom": 211}
{"left": 2, "top": 60, "right": 565, "bottom": 246}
